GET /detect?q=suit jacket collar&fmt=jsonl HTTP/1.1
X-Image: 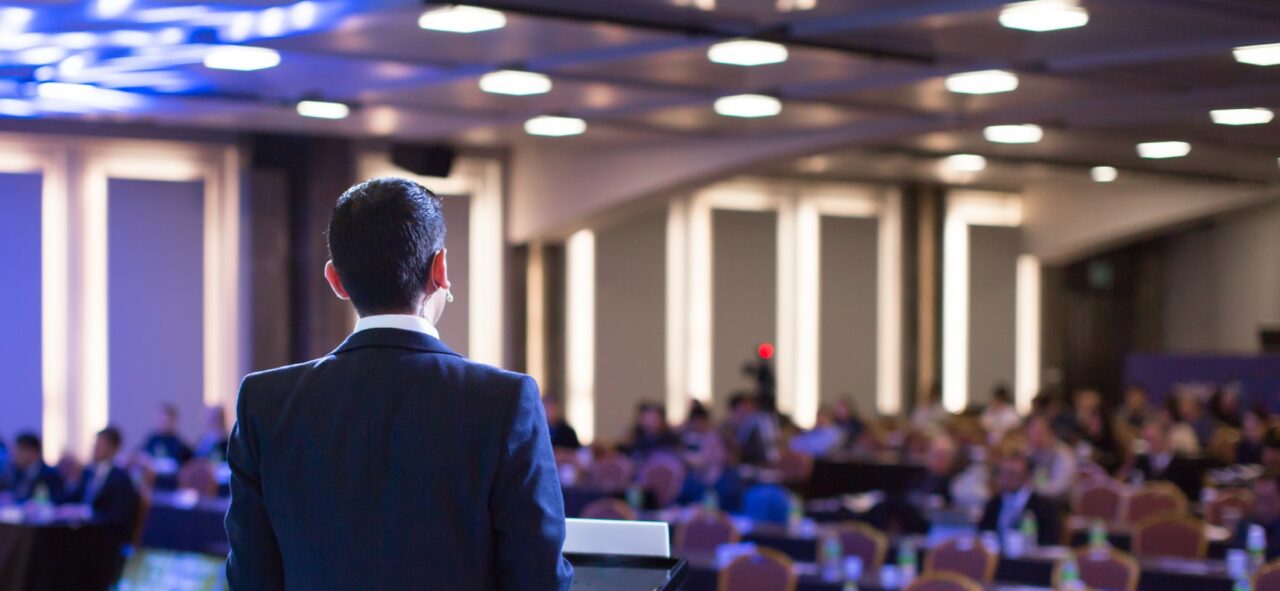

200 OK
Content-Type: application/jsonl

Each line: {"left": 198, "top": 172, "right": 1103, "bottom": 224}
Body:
{"left": 331, "top": 327, "right": 461, "bottom": 358}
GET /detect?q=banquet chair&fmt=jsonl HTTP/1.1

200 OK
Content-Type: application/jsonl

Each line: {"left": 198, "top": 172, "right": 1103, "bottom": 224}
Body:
{"left": 718, "top": 547, "right": 797, "bottom": 591}
{"left": 640, "top": 453, "right": 688, "bottom": 508}
{"left": 178, "top": 460, "right": 219, "bottom": 498}
{"left": 826, "top": 522, "right": 889, "bottom": 572}
{"left": 579, "top": 498, "right": 638, "bottom": 521}
{"left": 590, "top": 454, "right": 635, "bottom": 492}
{"left": 1131, "top": 515, "right": 1207, "bottom": 559}
{"left": 1204, "top": 489, "right": 1254, "bottom": 527}
{"left": 1053, "top": 546, "right": 1141, "bottom": 591}
{"left": 905, "top": 572, "right": 983, "bottom": 591}
{"left": 676, "top": 509, "right": 741, "bottom": 554}
{"left": 1072, "top": 478, "right": 1127, "bottom": 521}
{"left": 924, "top": 537, "right": 998, "bottom": 584}
{"left": 1254, "top": 559, "right": 1280, "bottom": 591}
{"left": 1123, "top": 482, "right": 1187, "bottom": 525}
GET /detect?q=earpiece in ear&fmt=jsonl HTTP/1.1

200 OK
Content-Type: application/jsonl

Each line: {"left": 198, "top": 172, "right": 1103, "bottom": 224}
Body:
{"left": 446, "top": 289, "right": 455, "bottom": 304}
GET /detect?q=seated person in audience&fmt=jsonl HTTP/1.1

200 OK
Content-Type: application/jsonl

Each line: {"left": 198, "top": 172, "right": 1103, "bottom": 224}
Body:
{"left": 980, "top": 385, "right": 1021, "bottom": 445}
{"left": 677, "top": 402, "right": 742, "bottom": 510}
{"left": 869, "top": 435, "right": 961, "bottom": 534}
{"left": 1172, "top": 392, "right": 1214, "bottom": 450}
{"left": 65, "top": 427, "right": 140, "bottom": 578}
{"left": 193, "top": 405, "right": 230, "bottom": 461}
{"left": 833, "top": 396, "right": 867, "bottom": 447}
{"left": 1114, "top": 384, "right": 1155, "bottom": 432}
{"left": 1237, "top": 409, "right": 1268, "bottom": 465}
{"left": 141, "top": 403, "right": 193, "bottom": 464}
{"left": 788, "top": 405, "right": 845, "bottom": 457}
{"left": 950, "top": 445, "right": 993, "bottom": 510}
{"left": 1078, "top": 405, "right": 1121, "bottom": 472}
{"left": 543, "top": 396, "right": 581, "bottom": 450}
{"left": 1209, "top": 387, "right": 1243, "bottom": 430}
{"left": 621, "top": 402, "right": 678, "bottom": 459}
{"left": 979, "top": 453, "right": 1061, "bottom": 546}
{"left": 1235, "top": 475, "right": 1280, "bottom": 561}
{"left": 909, "top": 384, "right": 949, "bottom": 435}
{"left": 1025, "top": 415, "right": 1076, "bottom": 500}
{"left": 8, "top": 433, "right": 64, "bottom": 503}
{"left": 1120, "top": 417, "right": 1200, "bottom": 497}
{"left": 727, "top": 394, "right": 781, "bottom": 466}
{"left": 1263, "top": 430, "right": 1280, "bottom": 475}
{"left": 0, "top": 437, "right": 10, "bottom": 492}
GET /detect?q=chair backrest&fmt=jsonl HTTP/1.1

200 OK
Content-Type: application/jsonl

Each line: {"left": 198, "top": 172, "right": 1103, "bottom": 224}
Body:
{"left": 579, "top": 498, "right": 638, "bottom": 521}
{"left": 776, "top": 450, "right": 814, "bottom": 485}
{"left": 718, "top": 548, "right": 797, "bottom": 591}
{"left": 924, "top": 537, "right": 998, "bottom": 583}
{"left": 1255, "top": 559, "right": 1280, "bottom": 591}
{"left": 742, "top": 483, "right": 792, "bottom": 525}
{"left": 177, "top": 460, "right": 219, "bottom": 498}
{"left": 1132, "top": 515, "right": 1207, "bottom": 559}
{"left": 1055, "top": 547, "right": 1141, "bottom": 591}
{"left": 639, "top": 453, "right": 687, "bottom": 508}
{"left": 829, "top": 522, "right": 889, "bottom": 572}
{"left": 904, "top": 572, "right": 984, "bottom": 591}
{"left": 591, "top": 454, "right": 635, "bottom": 492}
{"left": 1124, "top": 482, "right": 1187, "bottom": 524}
{"left": 676, "top": 509, "right": 740, "bottom": 554}
{"left": 1072, "top": 478, "right": 1126, "bottom": 521}
{"left": 1205, "top": 489, "right": 1254, "bottom": 527}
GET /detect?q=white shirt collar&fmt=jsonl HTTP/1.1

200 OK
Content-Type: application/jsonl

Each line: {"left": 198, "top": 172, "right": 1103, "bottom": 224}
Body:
{"left": 353, "top": 314, "right": 440, "bottom": 340}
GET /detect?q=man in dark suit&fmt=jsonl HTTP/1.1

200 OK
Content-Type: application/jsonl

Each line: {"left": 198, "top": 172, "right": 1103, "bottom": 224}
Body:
{"left": 225, "top": 177, "right": 573, "bottom": 591}
{"left": 1123, "top": 418, "right": 1202, "bottom": 499}
{"left": 66, "top": 427, "right": 141, "bottom": 574}
{"left": 141, "top": 403, "right": 194, "bottom": 465}
{"left": 9, "top": 433, "right": 64, "bottom": 503}
{"left": 980, "top": 453, "right": 1062, "bottom": 546}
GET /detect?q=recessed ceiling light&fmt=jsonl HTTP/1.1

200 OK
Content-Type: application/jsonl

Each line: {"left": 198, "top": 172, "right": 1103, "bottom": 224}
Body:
{"left": 37, "top": 82, "right": 139, "bottom": 109}
{"left": 289, "top": 1, "right": 319, "bottom": 30}
{"left": 0, "top": 98, "right": 36, "bottom": 117}
{"left": 1233, "top": 43, "right": 1280, "bottom": 67}
{"left": 1136, "top": 141, "right": 1191, "bottom": 159}
{"left": 999, "top": 0, "right": 1089, "bottom": 32}
{"left": 0, "top": 7, "right": 34, "bottom": 33}
{"left": 1090, "top": 166, "right": 1118, "bottom": 183}
{"left": 944, "top": 154, "right": 987, "bottom": 172}
{"left": 93, "top": 0, "right": 133, "bottom": 19}
{"left": 524, "top": 115, "right": 587, "bottom": 137}
{"left": 418, "top": 5, "right": 506, "bottom": 34}
{"left": 296, "top": 99, "right": 349, "bottom": 119}
{"left": 203, "top": 46, "right": 281, "bottom": 71}
{"left": 1209, "top": 108, "right": 1274, "bottom": 126}
{"left": 257, "top": 6, "right": 287, "bottom": 37}
{"left": 983, "top": 124, "right": 1043, "bottom": 144}
{"left": 52, "top": 32, "right": 98, "bottom": 50}
{"left": 17, "top": 46, "right": 69, "bottom": 65}
{"left": 479, "top": 70, "right": 552, "bottom": 96}
{"left": 714, "top": 94, "right": 782, "bottom": 118}
{"left": 944, "top": 70, "right": 1019, "bottom": 94}
{"left": 707, "top": 39, "right": 789, "bottom": 67}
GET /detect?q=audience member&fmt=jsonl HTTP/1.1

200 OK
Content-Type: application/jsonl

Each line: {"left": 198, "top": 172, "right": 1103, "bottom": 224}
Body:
{"left": 868, "top": 434, "right": 963, "bottom": 533}
{"left": 1121, "top": 417, "right": 1200, "bottom": 498}
{"left": 1163, "top": 398, "right": 1202, "bottom": 455}
{"left": 1263, "top": 430, "right": 1280, "bottom": 474}
{"left": 909, "top": 384, "right": 948, "bottom": 435}
{"left": 1237, "top": 409, "right": 1267, "bottom": 465}
{"left": 980, "top": 385, "right": 1021, "bottom": 445}
{"left": 141, "top": 403, "right": 193, "bottom": 464}
{"left": 1025, "top": 415, "right": 1076, "bottom": 500}
{"left": 1235, "top": 476, "right": 1280, "bottom": 561}
{"left": 1172, "top": 392, "right": 1214, "bottom": 449}
{"left": 0, "top": 437, "right": 10, "bottom": 492}
{"left": 788, "top": 406, "right": 845, "bottom": 457}
{"left": 1115, "top": 384, "right": 1155, "bottom": 431}
{"left": 8, "top": 433, "right": 64, "bottom": 503}
{"left": 621, "top": 402, "right": 678, "bottom": 460}
{"left": 833, "top": 396, "right": 866, "bottom": 447}
{"left": 676, "top": 402, "right": 742, "bottom": 510}
{"left": 726, "top": 394, "right": 781, "bottom": 466}
{"left": 1070, "top": 391, "right": 1120, "bottom": 471}
{"left": 64, "top": 426, "right": 140, "bottom": 578}
{"left": 543, "top": 396, "right": 581, "bottom": 450}
{"left": 193, "top": 405, "right": 230, "bottom": 461}
{"left": 979, "top": 454, "right": 1061, "bottom": 546}
{"left": 1209, "top": 387, "right": 1243, "bottom": 430}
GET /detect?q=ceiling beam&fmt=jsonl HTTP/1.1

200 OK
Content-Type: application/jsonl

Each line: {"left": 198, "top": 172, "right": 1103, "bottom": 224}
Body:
{"left": 786, "top": 0, "right": 1011, "bottom": 38}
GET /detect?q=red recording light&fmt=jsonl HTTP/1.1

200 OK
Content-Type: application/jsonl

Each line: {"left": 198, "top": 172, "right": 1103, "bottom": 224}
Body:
{"left": 757, "top": 343, "right": 775, "bottom": 360}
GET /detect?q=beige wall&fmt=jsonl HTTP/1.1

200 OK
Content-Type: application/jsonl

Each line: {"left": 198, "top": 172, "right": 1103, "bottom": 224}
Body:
{"left": 1163, "top": 202, "right": 1280, "bottom": 353}
{"left": 819, "top": 216, "right": 879, "bottom": 415}
{"left": 968, "top": 225, "right": 1020, "bottom": 407}
{"left": 594, "top": 207, "right": 666, "bottom": 444}
{"left": 712, "top": 209, "right": 779, "bottom": 410}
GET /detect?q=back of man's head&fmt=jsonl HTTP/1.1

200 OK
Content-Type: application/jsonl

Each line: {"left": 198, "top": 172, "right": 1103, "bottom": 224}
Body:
{"left": 328, "top": 177, "right": 445, "bottom": 316}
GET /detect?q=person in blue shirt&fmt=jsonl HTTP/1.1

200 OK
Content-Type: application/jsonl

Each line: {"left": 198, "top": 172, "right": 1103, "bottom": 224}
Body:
{"left": 141, "top": 402, "right": 193, "bottom": 464}
{"left": 8, "top": 433, "right": 64, "bottom": 503}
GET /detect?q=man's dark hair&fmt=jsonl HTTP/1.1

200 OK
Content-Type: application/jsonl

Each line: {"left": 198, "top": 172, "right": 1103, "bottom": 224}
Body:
{"left": 327, "top": 177, "right": 446, "bottom": 315}
{"left": 15, "top": 433, "right": 40, "bottom": 452}
{"left": 98, "top": 426, "right": 123, "bottom": 450}
{"left": 160, "top": 402, "right": 178, "bottom": 419}
{"left": 992, "top": 384, "right": 1013, "bottom": 404}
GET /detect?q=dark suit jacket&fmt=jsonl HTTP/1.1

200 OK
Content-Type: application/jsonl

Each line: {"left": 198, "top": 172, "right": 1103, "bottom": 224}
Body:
{"left": 142, "top": 433, "right": 194, "bottom": 465}
{"left": 67, "top": 464, "right": 140, "bottom": 548}
{"left": 225, "top": 328, "right": 573, "bottom": 591}
{"left": 10, "top": 463, "right": 65, "bottom": 503}
{"left": 1132, "top": 453, "right": 1203, "bottom": 500}
{"left": 979, "top": 490, "right": 1062, "bottom": 546}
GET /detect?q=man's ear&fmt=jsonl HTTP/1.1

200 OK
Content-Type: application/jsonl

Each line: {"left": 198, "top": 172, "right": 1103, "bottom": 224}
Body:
{"left": 431, "top": 249, "right": 451, "bottom": 293}
{"left": 324, "top": 260, "right": 351, "bottom": 301}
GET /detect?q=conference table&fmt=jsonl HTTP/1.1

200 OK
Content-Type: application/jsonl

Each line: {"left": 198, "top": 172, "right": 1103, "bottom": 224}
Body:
{"left": 806, "top": 454, "right": 928, "bottom": 499}
{"left": 0, "top": 519, "right": 117, "bottom": 591}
